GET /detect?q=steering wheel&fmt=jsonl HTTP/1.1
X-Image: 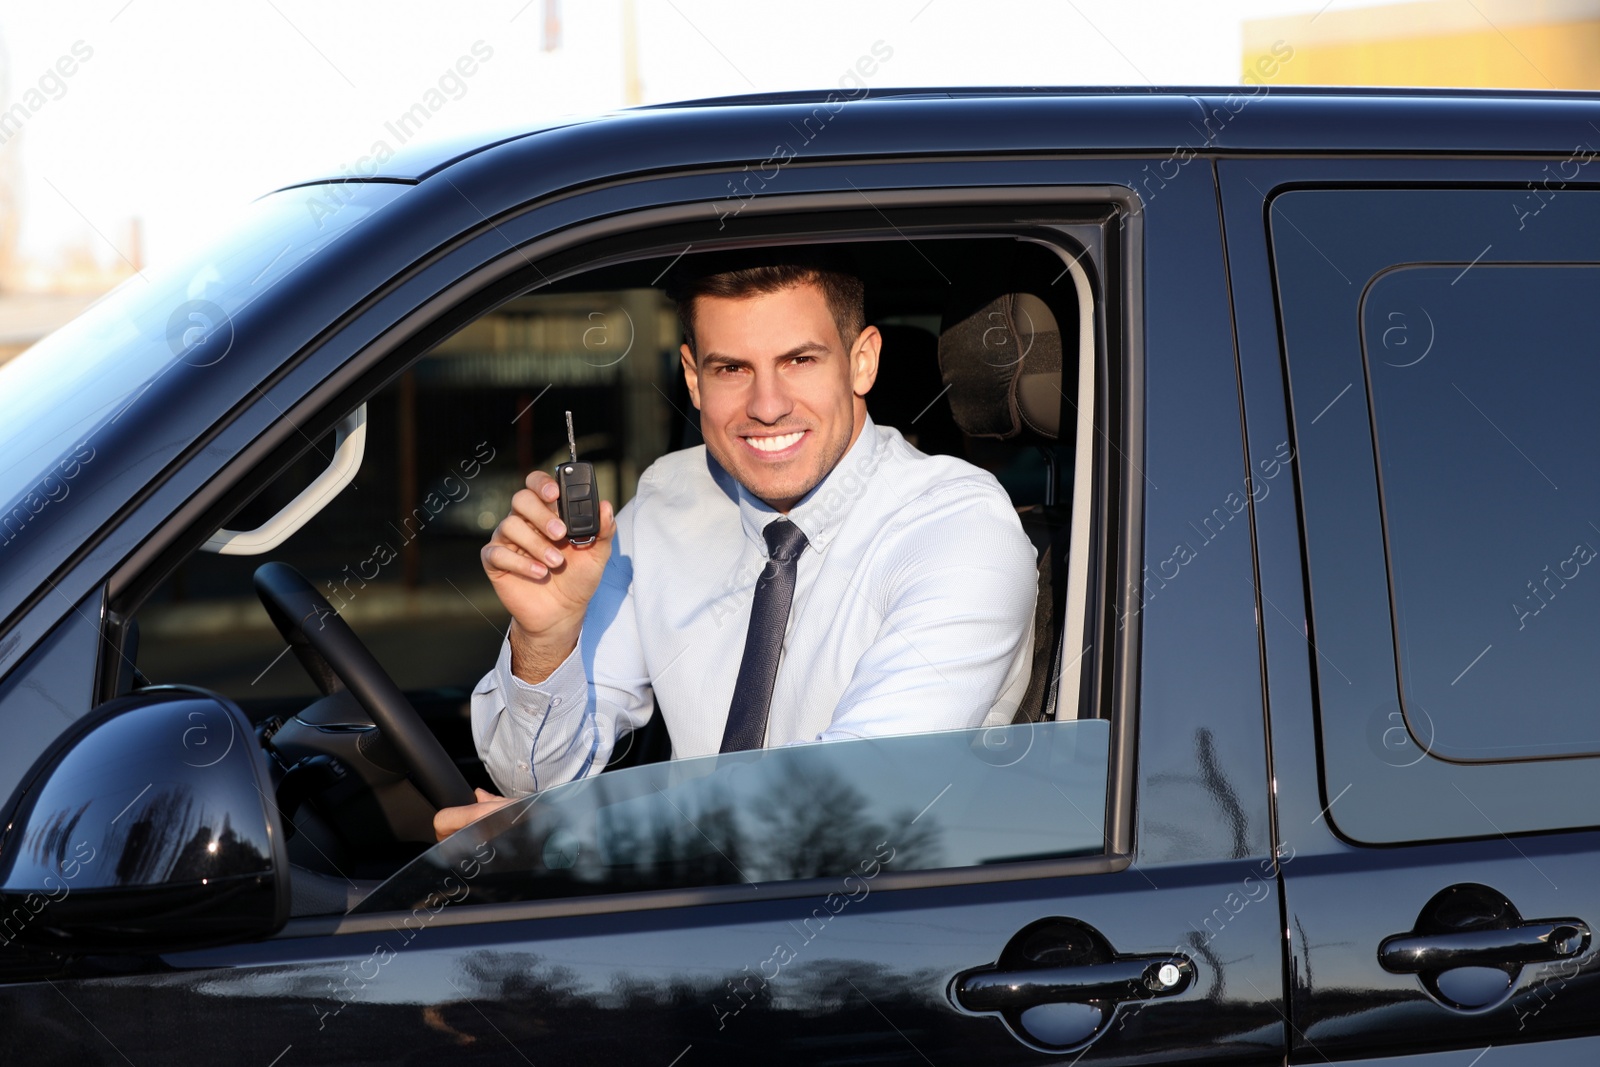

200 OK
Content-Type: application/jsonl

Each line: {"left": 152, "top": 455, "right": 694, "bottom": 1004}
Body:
{"left": 252, "top": 561, "right": 477, "bottom": 810}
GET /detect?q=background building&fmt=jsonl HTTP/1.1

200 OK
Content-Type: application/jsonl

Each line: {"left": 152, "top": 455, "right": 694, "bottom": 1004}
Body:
{"left": 1245, "top": 0, "right": 1600, "bottom": 89}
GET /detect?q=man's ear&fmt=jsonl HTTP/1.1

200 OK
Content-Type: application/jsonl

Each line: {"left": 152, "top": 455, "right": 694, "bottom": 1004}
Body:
{"left": 679, "top": 343, "right": 702, "bottom": 409}
{"left": 850, "top": 325, "right": 881, "bottom": 398}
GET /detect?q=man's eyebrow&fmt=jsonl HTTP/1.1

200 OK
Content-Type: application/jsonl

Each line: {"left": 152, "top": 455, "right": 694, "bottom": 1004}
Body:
{"left": 778, "top": 341, "right": 832, "bottom": 359}
{"left": 701, "top": 341, "right": 831, "bottom": 367}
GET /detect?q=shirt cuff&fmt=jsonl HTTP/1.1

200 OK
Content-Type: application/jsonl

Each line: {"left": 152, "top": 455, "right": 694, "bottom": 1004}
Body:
{"left": 477, "top": 628, "right": 592, "bottom": 795}
{"left": 495, "top": 628, "right": 587, "bottom": 722}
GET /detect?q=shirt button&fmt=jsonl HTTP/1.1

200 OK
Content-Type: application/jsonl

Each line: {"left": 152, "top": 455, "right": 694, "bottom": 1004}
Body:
{"left": 517, "top": 761, "right": 529, "bottom": 772}
{"left": 552, "top": 697, "right": 563, "bottom": 707}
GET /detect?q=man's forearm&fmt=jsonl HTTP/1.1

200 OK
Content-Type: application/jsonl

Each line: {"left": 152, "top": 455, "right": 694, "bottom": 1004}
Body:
{"left": 508, "top": 618, "right": 582, "bottom": 684}
{"left": 472, "top": 628, "right": 600, "bottom": 796}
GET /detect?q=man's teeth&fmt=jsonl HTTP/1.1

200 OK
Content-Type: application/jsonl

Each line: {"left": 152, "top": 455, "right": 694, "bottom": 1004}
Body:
{"left": 745, "top": 430, "right": 804, "bottom": 452}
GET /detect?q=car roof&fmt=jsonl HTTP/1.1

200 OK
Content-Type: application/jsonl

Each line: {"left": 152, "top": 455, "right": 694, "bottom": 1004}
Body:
{"left": 275, "top": 85, "right": 1600, "bottom": 190}
{"left": 644, "top": 84, "right": 1600, "bottom": 107}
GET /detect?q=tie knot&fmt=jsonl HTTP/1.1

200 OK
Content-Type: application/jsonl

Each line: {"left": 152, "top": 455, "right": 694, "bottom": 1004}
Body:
{"left": 763, "top": 518, "right": 809, "bottom": 563}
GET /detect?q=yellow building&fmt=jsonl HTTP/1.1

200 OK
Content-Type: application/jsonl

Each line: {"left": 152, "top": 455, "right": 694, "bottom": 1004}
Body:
{"left": 1244, "top": 0, "right": 1600, "bottom": 89}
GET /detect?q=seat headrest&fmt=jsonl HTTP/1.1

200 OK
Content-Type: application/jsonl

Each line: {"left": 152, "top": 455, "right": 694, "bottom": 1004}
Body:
{"left": 937, "top": 291, "right": 1063, "bottom": 440}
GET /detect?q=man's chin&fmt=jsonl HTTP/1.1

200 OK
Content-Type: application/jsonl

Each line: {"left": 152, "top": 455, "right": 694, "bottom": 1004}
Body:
{"left": 706, "top": 436, "right": 834, "bottom": 510}
{"left": 721, "top": 456, "right": 819, "bottom": 510}
{"left": 737, "top": 471, "right": 817, "bottom": 510}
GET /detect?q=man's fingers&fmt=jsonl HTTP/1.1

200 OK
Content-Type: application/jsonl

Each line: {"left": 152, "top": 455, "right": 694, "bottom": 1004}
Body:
{"left": 483, "top": 542, "right": 550, "bottom": 580}
{"left": 522, "top": 471, "right": 565, "bottom": 516}
{"left": 432, "top": 805, "right": 466, "bottom": 841}
{"left": 510, "top": 487, "right": 564, "bottom": 538}
{"left": 549, "top": 498, "right": 614, "bottom": 552}
{"left": 496, "top": 513, "right": 566, "bottom": 569}
{"left": 485, "top": 468, "right": 616, "bottom": 581}
{"left": 432, "top": 791, "right": 511, "bottom": 842}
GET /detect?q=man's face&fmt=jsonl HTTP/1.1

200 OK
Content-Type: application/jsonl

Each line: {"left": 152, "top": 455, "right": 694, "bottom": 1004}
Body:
{"left": 681, "top": 281, "right": 880, "bottom": 512}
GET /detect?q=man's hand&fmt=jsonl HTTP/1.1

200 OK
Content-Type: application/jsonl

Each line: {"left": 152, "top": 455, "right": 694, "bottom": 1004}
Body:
{"left": 482, "top": 469, "right": 617, "bottom": 683}
{"left": 433, "top": 788, "right": 515, "bottom": 841}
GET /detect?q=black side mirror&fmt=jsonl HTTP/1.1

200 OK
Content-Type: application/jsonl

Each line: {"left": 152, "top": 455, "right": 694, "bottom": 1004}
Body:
{"left": 0, "top": 687, "right": 288, "bottom": 954}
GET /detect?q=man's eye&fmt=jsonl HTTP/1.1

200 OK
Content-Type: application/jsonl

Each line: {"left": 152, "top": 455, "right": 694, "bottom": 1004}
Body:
{"left": 790, "top": 356, "right": 814, "bottom": 366}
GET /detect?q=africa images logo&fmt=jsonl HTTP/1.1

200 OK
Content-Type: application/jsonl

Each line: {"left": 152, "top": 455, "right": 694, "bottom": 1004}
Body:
{"left": 167, "top": 299, "right": 235, "bottom": 367}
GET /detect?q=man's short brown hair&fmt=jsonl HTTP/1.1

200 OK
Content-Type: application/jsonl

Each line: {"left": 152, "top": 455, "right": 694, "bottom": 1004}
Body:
{"left": 666, "top": 249, "right": 865, "bottom": 358}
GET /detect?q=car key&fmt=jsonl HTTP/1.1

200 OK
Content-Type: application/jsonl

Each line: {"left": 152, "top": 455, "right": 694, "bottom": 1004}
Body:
{"left": 556, "top": 411, "right": 600, "bottom": 546}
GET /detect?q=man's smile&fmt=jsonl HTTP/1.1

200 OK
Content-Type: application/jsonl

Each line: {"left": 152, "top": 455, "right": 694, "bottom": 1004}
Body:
{"left": 740, "top": 428, "right": 809, "bottom": 457}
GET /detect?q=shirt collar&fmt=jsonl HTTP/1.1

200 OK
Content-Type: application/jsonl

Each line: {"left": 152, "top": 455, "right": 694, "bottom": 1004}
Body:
{"left": 736, "top": 413, "right": 884, "bottom": 554}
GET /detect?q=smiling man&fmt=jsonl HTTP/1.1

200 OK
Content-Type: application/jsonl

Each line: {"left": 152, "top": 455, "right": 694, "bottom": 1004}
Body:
{"left": 438, "top": 252, "right": 1038, "bottom": 837}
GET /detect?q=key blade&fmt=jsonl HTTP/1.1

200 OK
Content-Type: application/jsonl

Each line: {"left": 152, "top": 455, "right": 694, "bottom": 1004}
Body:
{"left": 565, "top": 410, "right": 578, "bottom": 462}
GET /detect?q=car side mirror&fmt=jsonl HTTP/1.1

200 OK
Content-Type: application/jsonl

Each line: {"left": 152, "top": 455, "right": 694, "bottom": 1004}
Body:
{"left": 0, "top": 686, "right": 288, "bottom": 954}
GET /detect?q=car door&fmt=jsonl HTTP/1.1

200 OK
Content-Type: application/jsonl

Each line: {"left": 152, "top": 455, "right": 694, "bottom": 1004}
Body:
{"left": 1223, "top": 148, "right": 1600, "bottom": 1063}
{"left": 0, "top": 105, "right": 1288, "bottom": 1064}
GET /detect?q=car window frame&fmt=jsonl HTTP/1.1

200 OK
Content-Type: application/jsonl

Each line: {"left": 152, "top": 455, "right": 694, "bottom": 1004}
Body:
{"left": 86, "top": 174, "right": 1145, "bottom": 932}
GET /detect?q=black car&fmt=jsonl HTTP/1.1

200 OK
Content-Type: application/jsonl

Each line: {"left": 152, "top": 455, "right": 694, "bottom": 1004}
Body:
{"left": 2, "top": 85, "right": 1600, "bottom": 1064}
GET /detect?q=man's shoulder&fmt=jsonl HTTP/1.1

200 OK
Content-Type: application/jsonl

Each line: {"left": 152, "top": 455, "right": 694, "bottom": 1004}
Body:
{"left": 870, "top": 424, "right": 1015, "bottom": 511}
{"left": 631, "top": 444, "right": 738, "bottom": 513}
{"left": 850, "top": 425, "right": 1029, "bottom": 543}
{"left": 840, "top": 427, "right": 1036, "bottom": 590}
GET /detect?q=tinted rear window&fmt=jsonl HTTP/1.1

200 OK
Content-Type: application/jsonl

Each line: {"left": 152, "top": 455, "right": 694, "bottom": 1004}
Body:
{"left": 1362, "top": 264, "right": 1600, "bottom": 759}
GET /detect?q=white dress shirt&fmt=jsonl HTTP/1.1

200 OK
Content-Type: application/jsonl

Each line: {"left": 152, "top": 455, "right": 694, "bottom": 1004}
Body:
{"left": 471, "top": 414, "right": 1039, "bottom": 797}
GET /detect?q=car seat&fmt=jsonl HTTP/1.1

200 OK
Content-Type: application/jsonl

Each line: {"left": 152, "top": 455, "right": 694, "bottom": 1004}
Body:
{"left": 937, "top": 288, "right": 1076, "bottom": 723}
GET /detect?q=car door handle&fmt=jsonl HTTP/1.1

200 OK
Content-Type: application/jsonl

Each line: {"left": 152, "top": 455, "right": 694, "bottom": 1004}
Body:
{"left": 1379, "top": 920, "right": 1590, "bottom": 974}
{"left": 955, "top": 955, "right": 1194, "bottom": 1012}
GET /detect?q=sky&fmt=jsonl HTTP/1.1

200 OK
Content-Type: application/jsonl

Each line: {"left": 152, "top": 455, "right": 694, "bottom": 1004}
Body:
{"left": 0, "top": 0, "right": 1397, "bottom": 274}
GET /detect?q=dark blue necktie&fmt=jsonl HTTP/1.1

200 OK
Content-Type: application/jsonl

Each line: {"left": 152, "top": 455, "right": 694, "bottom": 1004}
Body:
{"left": 721, "top": 518, "right": 811, "bottom": 752}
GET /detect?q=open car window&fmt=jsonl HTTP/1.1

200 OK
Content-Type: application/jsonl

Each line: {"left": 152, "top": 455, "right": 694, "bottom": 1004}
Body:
{"left": 354, "top": 717, "right": 1110, "bottom": 912}
{"left": 118, "top": 216, "right": 1118, "bottom": 915}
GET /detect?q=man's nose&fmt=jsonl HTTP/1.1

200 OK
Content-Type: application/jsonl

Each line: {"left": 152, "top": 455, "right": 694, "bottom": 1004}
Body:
{"left": 746, "top": 366, "right": 793, "bottom": 424}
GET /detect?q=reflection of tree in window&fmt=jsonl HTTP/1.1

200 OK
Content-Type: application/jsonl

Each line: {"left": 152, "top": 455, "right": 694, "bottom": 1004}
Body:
{"left": 585, "top": 762, "right": 942, "bottom": 886}
{"left": 361, "top": 727, "right": 1024, "bottom": 913}
{"left": 479, "top": 762, "right": 943, "bottom": 894}
{"left": 598, "top": 785, "right": 747, "bottom": 889}
{"left": 745, "top": 762, "right": 940, "bottom": 881}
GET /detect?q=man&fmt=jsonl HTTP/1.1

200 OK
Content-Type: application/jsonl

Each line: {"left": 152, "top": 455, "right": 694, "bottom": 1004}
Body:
{"left": 434, "top": 253, "right": 1038, "bottom": 839}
